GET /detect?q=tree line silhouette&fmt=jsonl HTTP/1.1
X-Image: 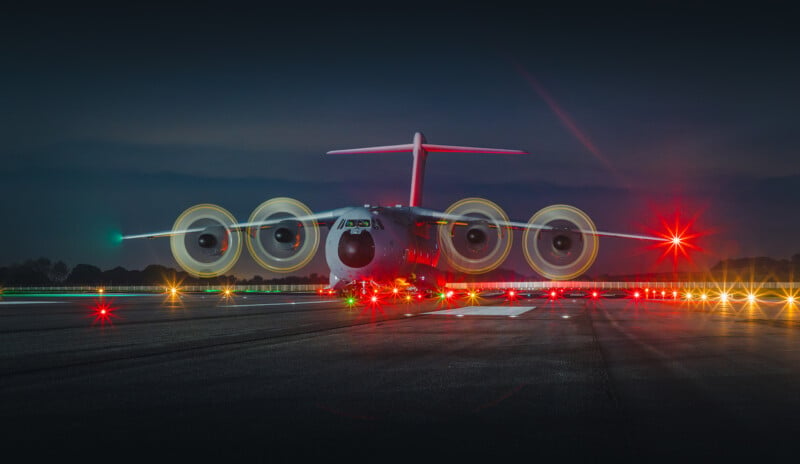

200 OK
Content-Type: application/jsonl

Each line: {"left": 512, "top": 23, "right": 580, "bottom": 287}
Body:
{"left": 0, "top": 258, "right": 327, "bottom": 286}
{"left": 3, "top": 255, "right": 800, "bottom": 286}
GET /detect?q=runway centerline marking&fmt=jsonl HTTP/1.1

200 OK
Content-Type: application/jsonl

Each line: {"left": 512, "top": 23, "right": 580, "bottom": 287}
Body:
{"left": 220, "top": 300, "right": 333, "bottom": 308}
{"left": 423, "top": 306, "right": 535, "bottom": 316}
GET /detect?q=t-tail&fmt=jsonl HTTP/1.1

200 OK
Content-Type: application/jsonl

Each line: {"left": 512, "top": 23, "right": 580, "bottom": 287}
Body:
{"left": 326, "top": 132, "right": 528, "bottom": 207}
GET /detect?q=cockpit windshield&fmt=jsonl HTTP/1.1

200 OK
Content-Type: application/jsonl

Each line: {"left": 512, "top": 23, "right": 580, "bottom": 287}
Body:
{"left": 342, "top": 219, "right": 371, "bottom": 229}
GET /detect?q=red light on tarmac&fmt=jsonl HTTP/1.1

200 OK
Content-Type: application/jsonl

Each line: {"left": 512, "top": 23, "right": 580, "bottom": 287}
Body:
{"left": 392, "top": 288, "right": 399, "bottom": 294}
{"left": 370, "top": 296, "right": 378, "bottom": 303}
{"left": 592, "top": 291, "right": 598, "bottom": 298}
{"left": 550, "top": 291, "right": 556, "bottom": 298}
{"left": 509, "top": 290, "right": 516, "bottom": 297}
{"left": 91, "top": 300, "right": 117, "bottom": 326}
{"left": 634, "top": 291, "right": 641, "bottom": 298}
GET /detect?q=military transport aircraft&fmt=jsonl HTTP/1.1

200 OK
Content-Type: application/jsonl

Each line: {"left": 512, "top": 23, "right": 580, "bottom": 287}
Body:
{"left": 122, "top": 132, "right": 665, "bottom": 293}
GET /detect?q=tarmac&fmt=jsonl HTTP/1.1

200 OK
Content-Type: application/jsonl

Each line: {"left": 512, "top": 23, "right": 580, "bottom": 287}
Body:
{"left": 2, "top": 291, "right": 800, "bottom": 461}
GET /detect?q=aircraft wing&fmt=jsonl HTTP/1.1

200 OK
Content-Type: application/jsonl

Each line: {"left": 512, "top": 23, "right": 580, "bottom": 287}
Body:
{"left": 411, "top": 207, "right": 662, "bottom": 242}
{"left": 412, "top": 204, "right": 666, "bottom": 279}
{"left": 122, "top": 208, "right": 349, "bottom": 240}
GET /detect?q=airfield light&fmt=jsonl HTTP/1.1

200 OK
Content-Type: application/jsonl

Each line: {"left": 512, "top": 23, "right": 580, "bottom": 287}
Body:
{"left": 91, "top": 300, "right": 116, "bottom": 326}
{"left": 661, "top": 291, "right": 666, "bottom": 297}
{"left": 592, "top": 291, "right": 598, "bottom": 298}
{"left": 446, "top": 290, "right": 454, "bottom": 298}
{"left": 509, "top": 290, "right": 516, "bottom": 297}
{"left": 748, "top": 293, "right": 756, "bottom": 303}
{"left": 551, "top": 291, "right": 557, "bottom": 298}
{"left": 405, "top": 295, "right": 412, "bottom": 301}
{"left": 98, "top": 288, "right": 105, "bottom": 294}
{"left": 468, "top": 291, "right": 477, "bottom": 299}
{"left": 371, "top": 296, "right": 378, "bottom": 303}
{"left": 673, "top": 291, "right": 678, "bottom": 298}
{"left": 701, "top": 293, "right": 708, "bottom": 301}
{"left": 634, "top": 291, "right": 641, "bottom": 299}
{"left": 672, "top": 236, "right": 681, "bottom": 246}
{"left": 720, "top": 292, "right": 729, "bottom": 303}
{"left": 788, "top": 296, "right": 796, "bottom": 304}
{"left": 685, "top": 292, "right": 693, "bottom": 301}
{"left": 392, "top": 288, "right": 399, "bottom": 294}
{"left": 347, "top": 297, "right": 355, "bottom": 305}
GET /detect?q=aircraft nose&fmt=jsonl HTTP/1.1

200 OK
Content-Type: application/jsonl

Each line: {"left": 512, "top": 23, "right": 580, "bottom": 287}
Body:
{"left": 338, "top": 230, "right": 375, "bottom": 268}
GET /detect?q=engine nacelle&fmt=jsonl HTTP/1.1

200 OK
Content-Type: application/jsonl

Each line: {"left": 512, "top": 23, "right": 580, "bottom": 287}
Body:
{"left": 170, "top": 204, "right": 242, "bottom": 278}
{"left": 522, "top": 204, "right": 599, "bottom": 280}
{"left": 437, "top": 197, "right": 512, "bottom": 274}
{"left": 246, "top": 197, "right": 320, "bottom": 273}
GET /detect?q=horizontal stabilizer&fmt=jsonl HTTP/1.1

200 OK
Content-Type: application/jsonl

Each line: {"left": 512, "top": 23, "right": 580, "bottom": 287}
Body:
{"left": 327, "top": 144, "right": 414, "bottom": 155}
{"left": 326, "top": 132, "right": 527, "bottom": 206}
{"left": 327, "top": 144, "right": 527, "bottom": 155}
{"left": 423, "top": 144, "right": 527, "bottom": 154}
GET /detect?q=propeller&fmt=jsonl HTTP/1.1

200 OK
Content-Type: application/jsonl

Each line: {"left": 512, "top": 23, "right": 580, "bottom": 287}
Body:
{"left": 246, "top": 197, "right": 320, "bottom": 273}
{"left": 170, "top": 204, "right": 242, "bottom": 277}
{"left": 522, "top": 204, "right": 599, "bottom": 280}
{"left": 437, "top": 197, "right": 513, "bottom": 274}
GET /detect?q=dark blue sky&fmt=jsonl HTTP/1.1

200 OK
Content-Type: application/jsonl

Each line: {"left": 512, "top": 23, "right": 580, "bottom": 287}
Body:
{"left": 2, "top": 4, "right": 798, "bottom": 278}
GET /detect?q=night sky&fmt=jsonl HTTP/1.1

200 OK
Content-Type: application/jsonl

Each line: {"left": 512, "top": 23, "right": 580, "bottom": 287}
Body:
{"left": 2, "top": 4, "right": 798, "bottom": 279}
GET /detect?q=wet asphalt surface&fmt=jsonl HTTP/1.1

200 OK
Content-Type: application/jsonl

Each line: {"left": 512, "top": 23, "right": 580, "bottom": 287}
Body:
{"left": 2, "top": 292, "right": 800, "bottom": 462}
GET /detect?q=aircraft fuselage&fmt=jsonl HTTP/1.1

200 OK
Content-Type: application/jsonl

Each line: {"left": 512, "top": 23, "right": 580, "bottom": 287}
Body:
{"left": 325, "top": 206, "right": 441, "bottom": 289}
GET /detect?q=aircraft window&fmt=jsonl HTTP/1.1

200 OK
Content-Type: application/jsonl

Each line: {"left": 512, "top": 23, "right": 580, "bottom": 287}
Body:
{"left": 338, "top": 219, "right": 346, "bottom": 230}
{"left": 357, "top": 219, "right": 370, "bottom": 228}
{"left": 345, "top": 220, "right": 356, "bottom": 228}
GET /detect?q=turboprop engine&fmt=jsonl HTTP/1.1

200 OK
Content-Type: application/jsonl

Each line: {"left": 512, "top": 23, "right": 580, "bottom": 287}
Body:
{"left": 522, "top": 204, "right": 599, "bottom": 280}
{"left": 169, "top": 197, "right": 319, "bottom": 277}
{"left": 437, "top": 198, "right": 599, "bottom": 280}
